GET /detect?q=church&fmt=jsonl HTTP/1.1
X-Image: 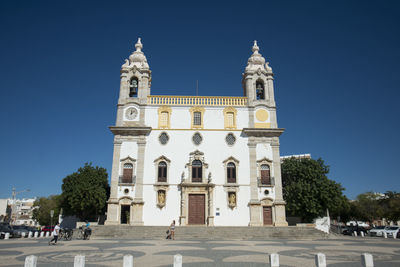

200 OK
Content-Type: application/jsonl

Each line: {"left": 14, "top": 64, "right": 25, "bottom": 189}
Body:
{"left": 105, "top": 39, "right": 288, "bottom": 227}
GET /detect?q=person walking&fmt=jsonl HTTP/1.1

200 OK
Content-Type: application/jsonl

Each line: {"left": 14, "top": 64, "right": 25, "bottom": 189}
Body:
{"left": 169, "top": 220, "right": 176, "bottom": 240}
{"left": 48, "top": 223, "right": 60, "bottom": 245}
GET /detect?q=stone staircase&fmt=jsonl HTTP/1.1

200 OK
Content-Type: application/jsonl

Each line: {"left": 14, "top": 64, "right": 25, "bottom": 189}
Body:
{"left": 90, "top": 225, "right": 328, "bottom": 240}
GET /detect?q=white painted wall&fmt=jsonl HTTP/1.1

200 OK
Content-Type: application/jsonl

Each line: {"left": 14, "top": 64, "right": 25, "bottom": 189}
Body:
{"left": 115, "top": 104, "right": 279, "bottom": 226}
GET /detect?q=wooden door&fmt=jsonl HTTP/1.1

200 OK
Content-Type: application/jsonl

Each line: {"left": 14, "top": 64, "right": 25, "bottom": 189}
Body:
{"left": 263, "top": 206, "right": 273, "bottom": 225}
{"left": 188, "top": 194, "right": 205, "bottom": 225}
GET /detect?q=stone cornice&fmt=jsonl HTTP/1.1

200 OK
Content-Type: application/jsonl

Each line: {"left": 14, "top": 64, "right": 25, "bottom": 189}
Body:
{"left": 242, "top": 128, "right": 284, "bottom": 138}
{"left": 109, "top": 126, "right": 152, "bottom": 136}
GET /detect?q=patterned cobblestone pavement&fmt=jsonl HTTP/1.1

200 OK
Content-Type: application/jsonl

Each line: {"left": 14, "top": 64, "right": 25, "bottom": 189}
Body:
{"left": 0, "top": 237, "right": 399, "bottom": 267}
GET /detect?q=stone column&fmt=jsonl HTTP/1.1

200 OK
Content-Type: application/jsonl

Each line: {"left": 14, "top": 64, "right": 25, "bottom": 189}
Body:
{"left": 118, "top": 73, "right": 129, "bottom": 104}
{"left": 132, "top": 136, "right": 146, "bottom": 225}
{"left": 248, "top": 138, "right": 262, "bottom": 226}
{"left": 105, "top": 138, "right": 122, "bottom": 225}
{"left": 271, "top": 137, "right": 288, "bottom": 226}
{"left": 245, "top": 76, "right": 254, "bottom": 103}
{"left": 267, "top": 75, "right": 276, "bottom": 107}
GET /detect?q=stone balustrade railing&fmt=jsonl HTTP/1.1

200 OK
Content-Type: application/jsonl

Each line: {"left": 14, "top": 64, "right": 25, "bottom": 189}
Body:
{"left": 24, "top": 253, "right": 375, "bottom": 267}
{"left": 147, "top": 95, "right": 248, "bottom": 106}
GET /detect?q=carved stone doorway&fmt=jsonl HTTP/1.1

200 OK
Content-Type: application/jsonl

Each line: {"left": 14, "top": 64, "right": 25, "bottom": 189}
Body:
{"left": 188, "top": 194, "right": 205, "bottom": 225}
{"left": 120, "top": 205, "right": 130, "bottom": 224}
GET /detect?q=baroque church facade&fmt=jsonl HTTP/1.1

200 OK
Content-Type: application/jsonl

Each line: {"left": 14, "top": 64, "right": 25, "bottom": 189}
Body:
{"left": 105, "top": 39, "right": 288, "bottom": 226}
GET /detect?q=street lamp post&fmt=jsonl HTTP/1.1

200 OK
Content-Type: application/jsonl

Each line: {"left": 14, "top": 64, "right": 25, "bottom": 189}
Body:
{"left": 11, "top": 187, "right": 30, "bottom": 225}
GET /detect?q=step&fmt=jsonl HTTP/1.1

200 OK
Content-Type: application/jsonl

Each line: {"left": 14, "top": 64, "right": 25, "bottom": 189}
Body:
{"left": 90, "top": 225, "right": 328, "bottom": 240}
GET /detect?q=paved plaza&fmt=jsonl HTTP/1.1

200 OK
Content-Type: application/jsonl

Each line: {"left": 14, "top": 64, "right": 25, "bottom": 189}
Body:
{"left": 0, "top": 237, "right": 399, "bottom": 267}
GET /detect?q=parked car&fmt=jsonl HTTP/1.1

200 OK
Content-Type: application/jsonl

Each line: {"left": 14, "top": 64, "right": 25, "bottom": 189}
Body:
{"left": 0, "top": 224, "right": 13, "bottom": 239}
{"left": 41, "top": 225, "right": 55, "bottom": 233}
{"left": 369, "top": 226, "right": 388, "bottom": 237}
{"left": 12, "top": 225, "right": 30, "bottom": 237}
{"left": 346, "top": 221, "right": 370, "bottom": 228}
{"left": 342, "top": 225, "right": 369, "bottom": 236}
{"left": 0, "top": 224, "right": 21, "bottom": 238}
{"left": 383, "top": 226, "right": 400, "bottom": 237}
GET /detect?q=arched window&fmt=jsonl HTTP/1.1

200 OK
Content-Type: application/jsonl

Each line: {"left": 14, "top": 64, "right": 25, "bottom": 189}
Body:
{"left": 158, "top": 161, "right": 167, "bottom": 182}
{"left": 256, "top": 81, "right": 265, "bottom": 100}
{"left": 192, "top": 160, "right": 202, "bottom": 182}
{"left": 129, "top": 77, "right": 138, "bottom": 97}
{"left": 260, "top": 164, "right": 270, "bottom": 185}
{"left": 122, "top": 163, "right": 133, "bottom": 183}
{"left": 227, "top": 162, "right": 236, "bottom": 183}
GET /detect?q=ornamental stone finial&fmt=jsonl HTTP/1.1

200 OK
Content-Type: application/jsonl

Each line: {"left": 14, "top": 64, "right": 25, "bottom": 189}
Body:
{"left": 128, "top": 37, "right": 149, "bottom": 70}
{"left": 135, "top": 37, "right": 143, "bottom": 52}
{"left": 252, "top": 40, "right": 259, "bottom": 54}
{"left": 245, "top": 40, "right": 266, "bottom": 73}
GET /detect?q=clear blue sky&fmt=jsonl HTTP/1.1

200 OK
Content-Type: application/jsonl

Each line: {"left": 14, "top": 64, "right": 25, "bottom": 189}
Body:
{"left": 0, "top": 0, "right": 399, "bottom": 200}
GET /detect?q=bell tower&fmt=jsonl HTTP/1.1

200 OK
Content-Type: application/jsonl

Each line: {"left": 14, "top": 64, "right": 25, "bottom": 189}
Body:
{"left": 242, "top": 41, "right": 275, "bottom": 107}
{"left": 119, "top": 38, "right": 152, "bottom": 104}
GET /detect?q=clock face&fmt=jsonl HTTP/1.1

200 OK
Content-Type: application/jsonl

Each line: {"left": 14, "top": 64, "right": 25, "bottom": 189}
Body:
{"left": 125, "top": 107, "right": 138, "bottom": 120}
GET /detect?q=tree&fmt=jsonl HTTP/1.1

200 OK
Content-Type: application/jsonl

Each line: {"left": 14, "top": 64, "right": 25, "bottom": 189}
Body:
{"left": 381, "top": 191, "right": 400, "bottom": 222}
{"left": 60, "top": 163, "right": 109, "bottom": 221}
{"left": 352, "top": 192, "right": 384, "bottom": 222}
{"left": 32, "top": 195, "right": 61, "bottom": 225}
{"left": 281, "top": 157, "right": 348, "bottom": 222}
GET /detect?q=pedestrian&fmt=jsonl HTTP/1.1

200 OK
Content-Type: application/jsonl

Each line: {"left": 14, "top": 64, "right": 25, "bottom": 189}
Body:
{"left": 48, "top": 222, "right": 60, "bottom": 245}
{"left": 169, "top": 220, "right": 175, "bottom": 240}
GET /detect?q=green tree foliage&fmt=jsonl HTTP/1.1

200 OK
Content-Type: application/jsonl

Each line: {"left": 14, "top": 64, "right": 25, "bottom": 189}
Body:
{"left": 32, "top": 195, "right": 61, "bottom": 225}
{"left": 281, "top": 157, "right": 348, "bottom": 222}
{"left": 381, "top": 191, "right": 400, "bottom": 222}
{"left": 60, "top": 163, "right": 109, "bottom": 221}
{"left": 352, "top": 192, "right": 384, "bottom": 222}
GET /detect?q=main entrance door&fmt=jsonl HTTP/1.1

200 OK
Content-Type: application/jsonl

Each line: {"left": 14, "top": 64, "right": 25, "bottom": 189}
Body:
{"left": 263, "top": 206, "right": 273, "bottom": 225}
{"left": 120, "top": 205, "right": 130, "bottom": 224}
{"left": 188, "top": 194, "right": 205, "bottom": 225}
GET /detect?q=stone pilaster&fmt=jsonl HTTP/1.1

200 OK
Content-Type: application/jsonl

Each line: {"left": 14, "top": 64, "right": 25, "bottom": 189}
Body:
{"left": 132, "top": 136, "right": 146, "bottom": 225}
{"left": 248, "top": 138, "right": 262, "bottom": 226}
{"left": 105, "top": 138, "right": 122, "bottom": 225}
{"left": 266, "top": 75, "right": 276, "bottom": 107}
{"left": 271, "top": 137, "right": 288, "bottom": 226}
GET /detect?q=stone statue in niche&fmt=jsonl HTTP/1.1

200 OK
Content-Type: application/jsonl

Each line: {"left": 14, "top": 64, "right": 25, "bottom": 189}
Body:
{"left": 157, "top": 190, "right": 166, "bottom": 207}
{"left": 228, "top": 192, "right": 236, "bottom": 208}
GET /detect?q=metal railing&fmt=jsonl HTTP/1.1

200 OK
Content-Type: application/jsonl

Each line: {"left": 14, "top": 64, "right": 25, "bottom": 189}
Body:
{"left": 119, "top": 175, "right": 136, "bottom": 185}
{"left": 147, "top": 95, "right": 248, "bottom": 106}
{"left": 257, "top": 177, "right": 275, "bottom": 187}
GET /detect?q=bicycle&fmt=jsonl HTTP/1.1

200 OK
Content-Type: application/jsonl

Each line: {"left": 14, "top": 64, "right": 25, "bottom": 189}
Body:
{"left": 77, "top": 226, "right": 91, "bottom": 240}
{"left": 59, "top": 228, "right": 73, "bottom": 241}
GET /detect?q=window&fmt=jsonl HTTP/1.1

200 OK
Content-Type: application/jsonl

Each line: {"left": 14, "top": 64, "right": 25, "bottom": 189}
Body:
{"left": 227, "top": 162, "right": 236, "bottom": 183}
{"left": 129, "top": 78, "right": 138, "bottom": 97}
{"left": 160, "top": 112, "right": 169, "bottom": 128}
{"left": 158, "top": 106, "right": 172, "bottom": 128}
{"left": 261, "top": 164, "right": 270, "bottom": 185}
{"left": 159, "top": 132, "right": 169, "bottom": 145}
{"left": 158, "top": 161, "right": 167, "bottom": 182}
{"left": 122, "top": 163, "right": 133, "bottom": 183}
{"left": 192, "top": 132, "right": 203, "bottom": 145}
{"left": 225, "top": 133, "right": 236, "bottom": 146}
{"left": 192, "top": 160, "right": 202, "bottom": 182}
{"left": 256, "top": 81, "right": 265, "bottom": 100}
{"left": 226, "top": 112, "right": 234, "bottom": 128}
{"left": 193, "top": 112, "right": 201, "bottom": 126}
{"left": 223, "top": 107, "right": 237, "bottom": 129}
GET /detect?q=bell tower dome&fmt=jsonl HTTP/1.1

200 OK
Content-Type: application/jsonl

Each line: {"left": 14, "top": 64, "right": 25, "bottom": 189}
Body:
{"left": 242, "top": 41, "right": 275, "bottom": 107}
{"left": 119, "top": 38, "right": 152, "bottom": 104}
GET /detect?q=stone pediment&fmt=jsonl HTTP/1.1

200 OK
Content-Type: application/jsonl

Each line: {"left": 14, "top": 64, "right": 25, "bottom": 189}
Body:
{"left": 153, "top": 155, "right": 171, "bottom": 163}
{"left": 223, "top": 156, "right": 240, "bottom": 164}
{"left": 257, "top": 157, "right": 272, "bottom": 163}
{"left": 120, "top": 156, "right": 136, "bottom": 162}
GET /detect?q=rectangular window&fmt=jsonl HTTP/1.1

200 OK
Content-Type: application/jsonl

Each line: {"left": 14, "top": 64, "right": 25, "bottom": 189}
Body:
{"left": 160, "top": 112, "right": 169, "bottom": 127}
{"left": 227, "top": 112, "right": 234, "bottom": 128}
{"left": 193, "top": 112, "right": 201, "bottom": 126}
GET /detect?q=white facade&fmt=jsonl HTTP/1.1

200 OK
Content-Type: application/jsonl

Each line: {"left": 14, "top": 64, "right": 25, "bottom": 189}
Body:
{"left": 106, "top": 39, "right": 287, "bottom": 226}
